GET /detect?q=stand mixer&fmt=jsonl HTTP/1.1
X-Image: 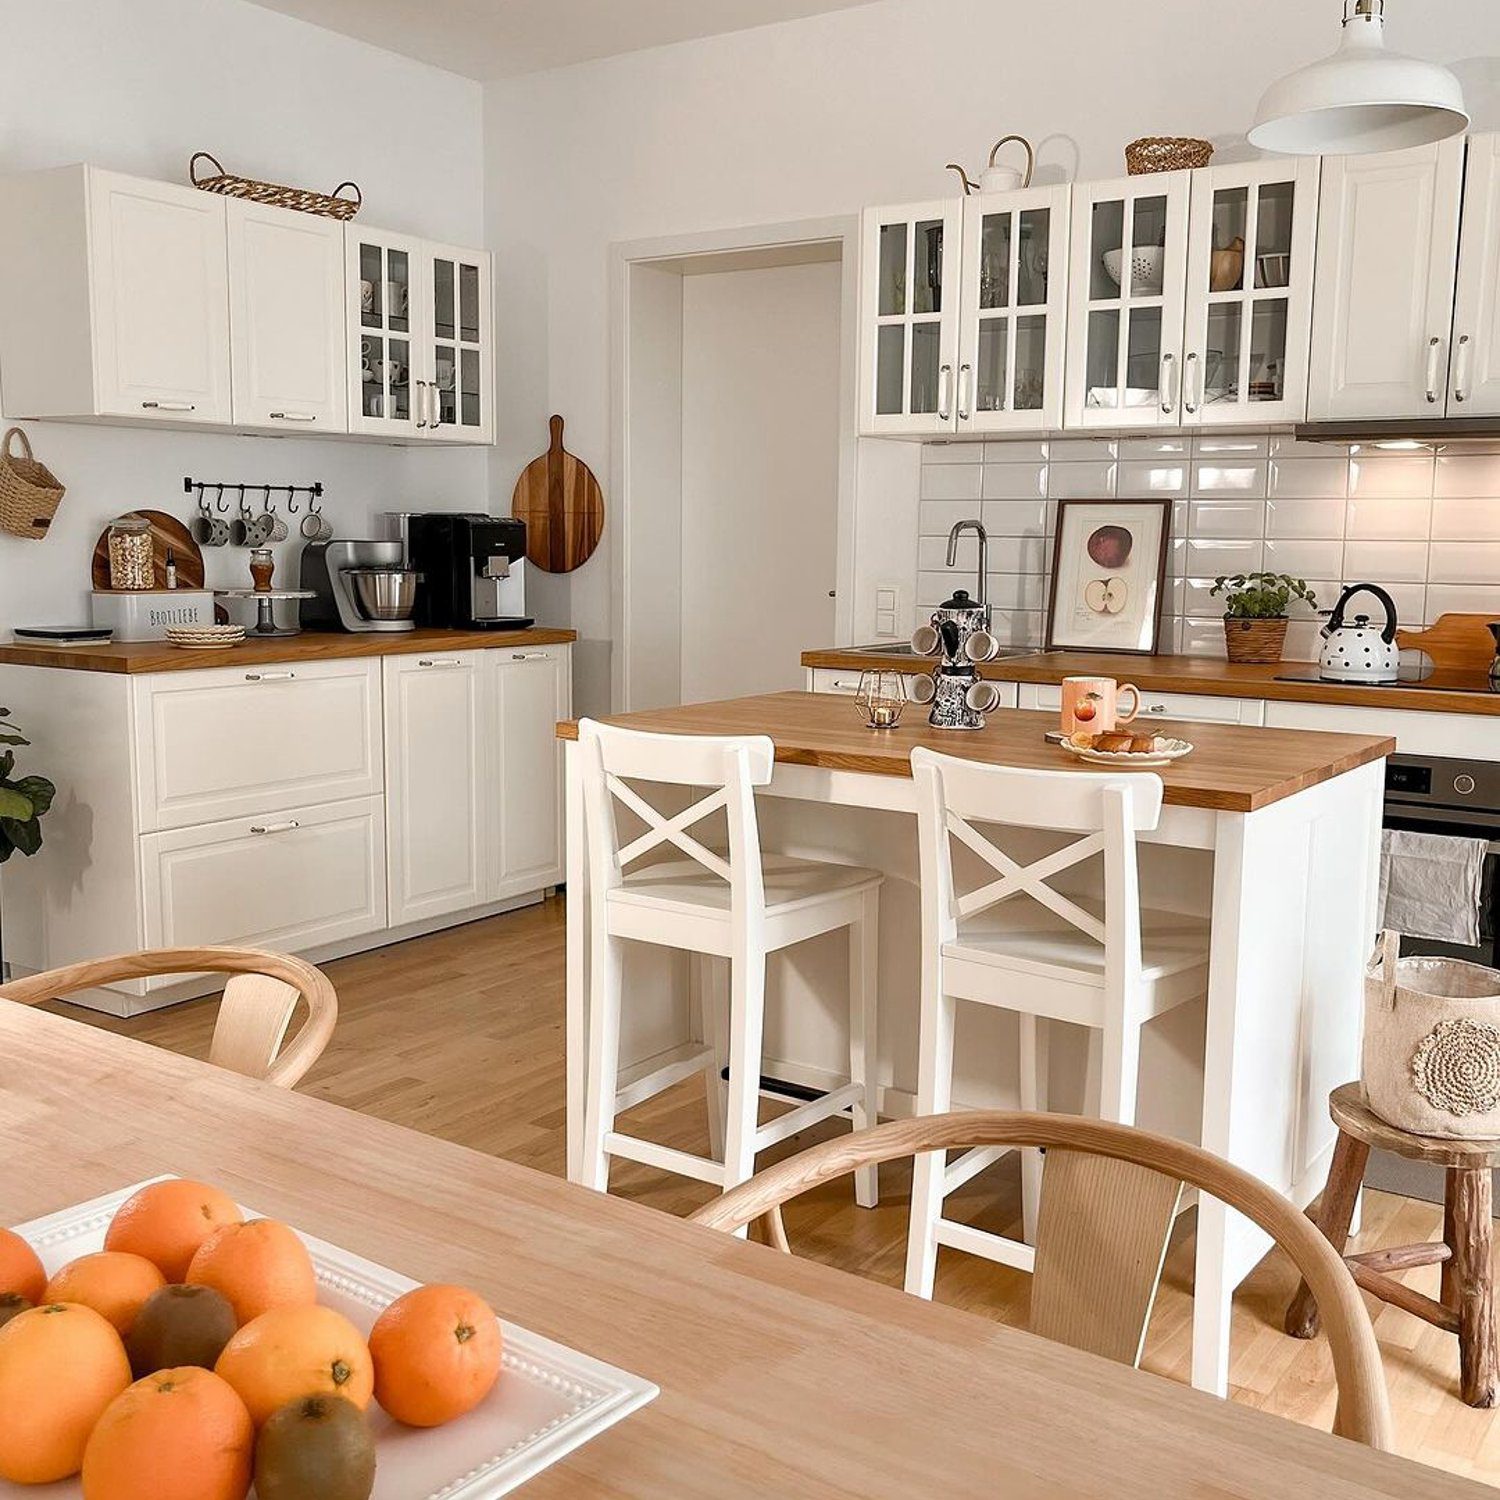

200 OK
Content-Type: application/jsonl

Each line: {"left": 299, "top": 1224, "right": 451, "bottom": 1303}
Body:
{"left": 909, "top": 587, "right": 1002, "bottom": 729}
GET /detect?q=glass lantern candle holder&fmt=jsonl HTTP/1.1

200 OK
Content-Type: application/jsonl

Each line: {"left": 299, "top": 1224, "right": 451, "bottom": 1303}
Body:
{"left": 855, "top": 670, "right": 908, "bottom": 730}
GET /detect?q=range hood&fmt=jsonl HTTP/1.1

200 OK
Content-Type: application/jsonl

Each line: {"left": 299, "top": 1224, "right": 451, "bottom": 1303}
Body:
{"left": 1294, "top": 416, "right": 1500, "bottom": 446}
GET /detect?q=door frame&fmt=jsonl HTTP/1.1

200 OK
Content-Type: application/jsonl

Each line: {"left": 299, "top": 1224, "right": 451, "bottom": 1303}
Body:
{"left": 609, "top": 215, "right": 860, "bottom": 712}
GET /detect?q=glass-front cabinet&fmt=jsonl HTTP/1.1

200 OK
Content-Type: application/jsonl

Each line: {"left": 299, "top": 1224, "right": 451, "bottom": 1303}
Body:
{"left": 1064, "top": 172, "right": 1191, "bottom": 429}
{"left": 1182, "top": 159, "right": 1320, "bottom": 426}
{"left": 346, "top": 227, "right": 493, "bottom": 443}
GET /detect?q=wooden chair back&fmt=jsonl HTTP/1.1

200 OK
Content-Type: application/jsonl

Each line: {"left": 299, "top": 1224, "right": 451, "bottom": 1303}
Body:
{"left": 577, "top": 719, "right": 775, "bottom": 916}
{"left": 689, "top": 1111, "right": 1393, "bottom": 1451}
{"left": 0, "top": 946, "right": 337, "bottom": 1088}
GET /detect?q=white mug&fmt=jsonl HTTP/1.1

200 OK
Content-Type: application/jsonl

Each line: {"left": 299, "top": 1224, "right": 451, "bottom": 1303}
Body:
{"left": 359, "top": 279, "right": 374, "bottom": 312}
{"left": 384, "top": 280, "right": 407, "bottom": 316}
{"left": 376, "top": 358, "right": 402, "bottom": 385}
{"left": 367, "top": 393, "right": 395, "bottom": 418}
{"left": 436, "top": 361, "right": 456, "bottom": 391}
{"left": 360, "top": 337, "right": 376, "bottom": 358}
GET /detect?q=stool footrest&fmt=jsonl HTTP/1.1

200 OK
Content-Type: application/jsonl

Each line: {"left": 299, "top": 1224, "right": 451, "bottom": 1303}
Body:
{"left": 935, "top": 1217, "right": 1036, "bottom": 1274}
{"left": 1346, "top": 1242, "right": 1451, "bottom": 1275}
{"left": 604, "top": 1131, "right": 727, "bottom": 1186}
{"left": 614, "top": 1042, "right": 715, "bottom": 1114}
{"left": 943, "top": 1144, "right": 1014, "bottom": 1197}
{"left": 754, "top": 1083, "right": 864, "bottom": 1152}
{"left": 1346, "top": 1260, "right": 1460, "bottom": 1333}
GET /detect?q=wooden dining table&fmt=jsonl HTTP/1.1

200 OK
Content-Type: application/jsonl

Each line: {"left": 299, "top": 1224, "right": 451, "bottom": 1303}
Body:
{"left": 0, "top": 1003, "right": 1482, "bottom": 1499}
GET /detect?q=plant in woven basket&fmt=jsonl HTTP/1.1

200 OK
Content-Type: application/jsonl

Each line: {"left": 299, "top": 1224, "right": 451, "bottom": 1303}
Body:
{"left": 0, "top": 707, "right": 55, "bottom": 864}
{"left": 1210, "top": 573, "right": 1318, "bottom": 665}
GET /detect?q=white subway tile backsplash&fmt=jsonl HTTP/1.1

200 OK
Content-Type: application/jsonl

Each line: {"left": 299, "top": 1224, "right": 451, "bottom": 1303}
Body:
{"left": 988, "top": 535, "right": 1049, "bottom": 573}
{"left": 1270, "top": 435, "right": 1355, "bottom": 460}
{"left": 1431, "top": 494, "right": 1500, "bottom": 540}
{"left": 1433, "top": 454, "right": 1500, "bottom": 498}
{"left": 980, "top": 502, "right": 1049, "bottom": 540}
{"left": 1189, "top": 499, "right": 1265, "bottom": 539}
{"left": 918, "top": 500, "right": 985, "bottom": 536}
{"left": 1049, "top": 438, "right": 1116, "bottom": 462}
{"left": 1194, "top": 435, "right": 1269, "bottom": 458}
{"left": 1263, "top": 539, "right": 1344, "bottom": 578}
{"left": 1427, "top": 541, "right": 1500, "bottom": 584}
{"left": 918, "top": 535, "right": 978, "bottom": 571}
{"left": 1118, "top": 436, "right": 1190, "bottom": 458}
{"left": 1269, "top": 456, "right": 1349, "bottom": 499}
{"left": 1191, "top": 461, "right": 1268, "bottom": 498}
{"left": 981, "top": 462, "right": 1048, "bottom": 501}
{"left": 922, "top": 442, "right": 985, "bottom": 465}
{"left": 919, "top": 463, "right": 982, "bottom": 501}
{"left": 1265, "top": 497, "right": 1346, "bottom": 539}
{"left": 1116, "top": 461, "right": 1188, "bottom": 498}
{"left": 1342, "top": 539, "right": 1430, "bottom": 583}
{"left": 1344, "top": 492, "right": 1431, "bottom": 540}
{"left": 1048, "top": 459, "right": 1116, "bottom": 498}
{"left": 1348, "top": 453, "right": 1435, "bottom": 499}
{"left": 983, "top": 440, "right": 1050, "bottom": 464}
{"left": 1185, "top": 538, "right": 1263, "bottom": 575}
{"left": 986, "top": 573, "right": 1045, "bottom": 610}
{"left": 1180, "top": 619, "right": 1232, "bottom": 657}
{"left": 1425, "top": 584, "right": 1500, "bottom": 617}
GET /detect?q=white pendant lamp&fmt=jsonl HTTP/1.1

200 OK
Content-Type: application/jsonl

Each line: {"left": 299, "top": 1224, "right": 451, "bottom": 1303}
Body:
{"left": 1249, "top": 0, "right": 1468, "bottom": 155}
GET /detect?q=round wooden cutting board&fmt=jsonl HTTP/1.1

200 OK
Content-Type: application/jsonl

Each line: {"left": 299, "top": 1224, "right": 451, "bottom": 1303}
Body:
{"left": 510, "top": 415, "right": 604, "bottom": 573}
{"left": 90, "top": 509, "right": 206, "bottom": 591}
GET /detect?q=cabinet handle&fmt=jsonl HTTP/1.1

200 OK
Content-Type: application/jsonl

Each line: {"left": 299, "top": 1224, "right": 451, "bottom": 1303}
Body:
{"left": 1426, "top": 335, "right": 1444, "bottom": 404}
{"left": 1183, "top": 352, "right": 1200, "bottom": 416}
{"left": 1159, "top": 352, "right": 1178, "bottom": 415}
{"left": 1147, "top": 703, "right": 1168, "bottom": 714}
{"left": 413, "top": 380, "right": 428, "bottom": 429}
{"left": 249, "top": 819, "right": 300, "bottom": 836}
{"left": 244, "top": 671, "right": 296, "bottom": 682}
{"left": 418, "top": 657, "right": 465, "bottom": 668}
{"left": 141, "top": 400, "right": 196, "bottom": 412}
{"left": 1454, "top": 334, "right": 1472, "bottom": 403}
{"left": 937, "top": 363, "right": 953, "bottom": 421}
{"left": 830, "top": 679, "right": 861, "bottom": 691}
{"left": 268, "top": 411, "right": 316, "bottom": 422}
{"left": 429, "top": 381, "right": 443, "bottom": 432}
{"left": 956, "top": 362, "right": 973, "bottom": 420}
{"left": 510, "top": 651, "right": 548, "bottom": 660}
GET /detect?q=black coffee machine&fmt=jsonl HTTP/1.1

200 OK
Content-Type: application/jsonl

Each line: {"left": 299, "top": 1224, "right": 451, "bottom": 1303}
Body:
{"left": 403, "top": 514, "right": 533, "bottom": 629}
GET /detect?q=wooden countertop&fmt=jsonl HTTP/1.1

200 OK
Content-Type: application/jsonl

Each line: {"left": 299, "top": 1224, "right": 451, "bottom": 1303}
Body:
{"left": 0, "top": 625, "right": 577, "bottom": 674}
{"left": 558, "top": 691, "right": 1393, "bottom": 813}
{"left": 802, "top": 646, "right": 1500, "bottom": 716}
{"left": 1, "top": 1004, "right": 1478, "bottom": 1500}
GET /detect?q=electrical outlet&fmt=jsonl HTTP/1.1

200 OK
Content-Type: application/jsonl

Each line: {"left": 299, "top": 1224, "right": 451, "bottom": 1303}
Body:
{"left": 874, "top": 584, "right": 902, "bottom": 638}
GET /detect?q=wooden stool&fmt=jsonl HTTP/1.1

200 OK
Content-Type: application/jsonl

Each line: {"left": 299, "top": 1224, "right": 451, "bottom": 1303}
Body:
{"left": 1285, "top": 1081, "right": 1499, "bottom": 1408}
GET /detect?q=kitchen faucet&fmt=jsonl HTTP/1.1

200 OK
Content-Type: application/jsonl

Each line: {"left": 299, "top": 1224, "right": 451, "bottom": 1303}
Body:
{"left": 945, "top": 519, "right": 988, "bottom": 608}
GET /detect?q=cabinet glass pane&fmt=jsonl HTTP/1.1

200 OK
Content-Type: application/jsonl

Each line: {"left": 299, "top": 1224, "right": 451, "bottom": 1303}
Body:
{"left": 1204, "top": 303, "right": 1244, "bottom": 408}
{"left": 359, "top": 244, "right": 383, "bottom": 329}
{"left": 1126, "top": 307, "right": 1163, "bottom": 405}
{"left": 434, "top": 259, "right": 455, "bottom": 342}
{"left": 980, "top": 213, "right": 1011, "bottom": 310}
{"left": 1085, "top": 308, "right": 1120, "bottom": 406}
{"left": 359, "top": 335, "right": 412, "bottom": 422}
{"left": 1128, "top": 196, "right": 1167, "bottom": 298}
{"left": 387, "top": 251, "right": 409, "bottom": 334}
{"left": 876, "top": 324, "right": 905, "bottom": 414}
{"left": 460, "top": 348, "right": 481, "bottom": 427}
{"left": 1013, "top": 314, "right": 1046, "bottom": 411}
{"left": 911, "top": 322, "right": 941, "bottom": 412}
{"left": 1090, "top": 200, "right": 1124, "bottom": 300}
{"left": 1254, "top": 181, "right": 1295, "bottom": 288}
{"left": 1017, "top": 208, "right": 1050, "bottom": 306}
{"left": 976, "top": 320, "right": 1008, "bottom": 412}
{"left": 878, "top": 224, "right": 907, "bottom": 316}
{"left": 1250, "top": 298, "right": 1288, "bottom": 403}
{"left": 913, "top": 219, "right": 944, "bottom": 315}
{"left": 459, "top": 263, "right": 480, "bottom": 342}
{"left": 1208, "top": 188, "right": 1247, "bottom": 293}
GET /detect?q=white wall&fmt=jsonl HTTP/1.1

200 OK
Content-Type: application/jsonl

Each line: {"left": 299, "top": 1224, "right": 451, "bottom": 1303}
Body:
{"left": 484, "top": 0, "right": 1500, "bottom": 711}
{"left": 0, "top": 0, "right": 487, "bottom": 633}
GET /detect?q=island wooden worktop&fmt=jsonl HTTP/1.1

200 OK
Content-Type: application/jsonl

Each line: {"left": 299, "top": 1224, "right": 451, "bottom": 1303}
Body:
{"left": 0, "top": 625, "right": 577, "bottom": 674}
{"left": 558, "top": 691, "right": 1394, "bottom": 813}
{"left": 802, "top": 646, "right": 1500, "bottom": 716}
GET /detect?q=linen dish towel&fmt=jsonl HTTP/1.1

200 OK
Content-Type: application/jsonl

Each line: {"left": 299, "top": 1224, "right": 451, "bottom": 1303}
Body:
{"left": 1378, "top": 827, "right": 1488, "bottom": 946}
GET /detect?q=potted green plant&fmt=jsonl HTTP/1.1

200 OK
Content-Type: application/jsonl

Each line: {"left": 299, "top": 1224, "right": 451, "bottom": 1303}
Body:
{"left": 0, "top": 706, "right": 55, "bottom": 978}
{"left": 1210, "top": 572, "right": 1319, "bottom": 665}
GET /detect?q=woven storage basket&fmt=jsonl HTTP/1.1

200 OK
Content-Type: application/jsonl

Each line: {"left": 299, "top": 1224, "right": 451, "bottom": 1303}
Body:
{"left": 1363, "top": 930, "right": 1500, "bottom": 1138}
{"left": 0, "top": 427, "right": 65, "bottom": 540}
{"left": 1125, "top": 137, "right": 1214, "bottom": 175}
{"left": 189, "top": 152, "right": 362, "bottom": 221}
{"left": 1222, "top": 616, "right": 1288, "bottom": 664}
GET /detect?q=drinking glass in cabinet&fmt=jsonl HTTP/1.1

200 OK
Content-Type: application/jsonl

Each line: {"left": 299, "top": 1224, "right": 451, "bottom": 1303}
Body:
{"left": 910, "top": 322, "right": 942, "bottom": 413}
{"left": 913, "top": 219, "right": 944, "bottom": 315}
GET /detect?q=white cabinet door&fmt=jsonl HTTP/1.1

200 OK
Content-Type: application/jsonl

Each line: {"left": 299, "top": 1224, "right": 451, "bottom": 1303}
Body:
{"left": 89, "top": 170, "right": 231, "bottom": 424}
{"left": 1182, "top": 159, "right": 1320, "bottom": 427}
{"left": 418, "top": 241, "right": 494, "bottom": 444}
{"left": 955, "top": 186, "right": 1071, "bottom": 433}
{"left": 141, "top": 796, "right": 386, "bottom": 966}
{"left": 346, "top": 225, "right": 426, "bottom": 439}
{"left": 488, "top": 647, "right": 570, "bottom": 895}
{"left": 227, "top": 199, "right": 347, "bottom": 432}
{"left": 858, "top": 201, "right": 964, "bottom": 435}
{"left": 1064, "top": 171, "right": 1192, "bottom": 428}
{"left": 1450, "top": 133, "right": 1500, "bottom": 416}
{"left": 384, "top": 652, "right": 487, "bottom": 925}
{"left": 1307, "top": 139, "right": 1464, "bottom": 419}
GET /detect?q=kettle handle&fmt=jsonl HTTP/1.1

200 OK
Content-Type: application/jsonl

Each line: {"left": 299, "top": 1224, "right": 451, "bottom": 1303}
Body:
{"left": 1326, "top": 583, "right": 1399, "bottom": 644}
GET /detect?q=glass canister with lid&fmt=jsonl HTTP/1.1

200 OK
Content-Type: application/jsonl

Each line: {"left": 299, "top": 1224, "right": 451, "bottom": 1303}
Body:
{"left": 106, "top": 516, "right": 154, "bottom": 590}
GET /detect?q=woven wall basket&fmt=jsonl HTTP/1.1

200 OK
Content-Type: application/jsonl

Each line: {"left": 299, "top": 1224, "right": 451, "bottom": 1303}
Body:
{"left": 1363, "top": 931, "right": 1500, "bottom": 1138}
{"left": 189, "top": 152, "right": 362, "bottom": 221}
{"left": 0, "top": 427, "right": 65, "bottom": 540}
{"left": 1125, "top": 137, "right": 1214, "bottom": 175}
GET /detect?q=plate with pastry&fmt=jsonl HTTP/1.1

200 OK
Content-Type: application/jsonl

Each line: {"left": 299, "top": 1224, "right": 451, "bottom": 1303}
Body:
{"left": 1060, "top": 729, "right": 1194, "bottom": 766}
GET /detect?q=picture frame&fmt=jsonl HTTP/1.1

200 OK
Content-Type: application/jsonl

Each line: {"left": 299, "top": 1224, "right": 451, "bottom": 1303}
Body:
{"left": 1044, "top": 499, "right": 1172, "bottom": 655}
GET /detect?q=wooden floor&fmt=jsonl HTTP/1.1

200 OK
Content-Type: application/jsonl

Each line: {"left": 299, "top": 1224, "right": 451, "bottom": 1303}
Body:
{"left": 48, "top": 895, "right": 1500, "bottom": 1485}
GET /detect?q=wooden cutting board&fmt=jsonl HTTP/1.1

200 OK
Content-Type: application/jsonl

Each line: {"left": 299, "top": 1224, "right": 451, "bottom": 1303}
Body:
{"left": 91, "top": 510, "right": 205, "bottom": 591}
{"left": 1396, "top": 612, "right": 1500, "bottom": 670}
{"left": 510, "top": 415, "right": 604, "bottom": 573}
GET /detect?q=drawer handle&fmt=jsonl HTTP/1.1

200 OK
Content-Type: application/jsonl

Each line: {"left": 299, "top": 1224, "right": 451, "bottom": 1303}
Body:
{"left": 1147, "top": 704, "right": 1167, "bottom": 713}
{"left": 830, "top": 679, "right": 861, "bottom": 691}
{"left": 268, "top": 411, "right": 317, "bottom": 422}
{"left": 511, "top": 652, "right": 547, "bottom": 660}
{"left": 141, "top": 400, "right": 197, "bottom": 412}
{"left": 250, "top": 819, "right": 300, "bottom": 836}
{"left": 244, "top": 671, "right": 296, "bottom": 682}
{"left": 418, "top": 657, "right": 465, "bottom": 668}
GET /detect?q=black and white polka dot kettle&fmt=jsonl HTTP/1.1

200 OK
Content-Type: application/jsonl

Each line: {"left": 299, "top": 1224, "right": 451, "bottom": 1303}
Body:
{"left": 1318, "top": 583, "right": 1400, "bottom": 684}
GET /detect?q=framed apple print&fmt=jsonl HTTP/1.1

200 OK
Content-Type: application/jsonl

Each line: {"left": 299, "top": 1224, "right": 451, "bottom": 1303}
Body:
{"left": 1045, "top": 499, "right": 1171, "bottom": 655}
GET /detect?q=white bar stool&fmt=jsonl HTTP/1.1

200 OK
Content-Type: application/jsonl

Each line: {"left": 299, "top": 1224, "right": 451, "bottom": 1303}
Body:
{"left": 904, "top": 747, "right": 1209, "bottom": 1297}
{"left": 578, "top": 719, "right": 883, "bottom": 1210}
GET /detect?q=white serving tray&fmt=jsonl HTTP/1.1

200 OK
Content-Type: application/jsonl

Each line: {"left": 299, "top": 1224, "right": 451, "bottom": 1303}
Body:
{"left": 4, "top": 1179, "right": 657, "bottom": 1500}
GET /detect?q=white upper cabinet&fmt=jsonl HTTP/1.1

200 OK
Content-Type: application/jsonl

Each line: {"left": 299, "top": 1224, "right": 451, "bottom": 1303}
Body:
{"left": 1307, "top": 138, "right": 1465, "bottom": 419}
{"left": 227, "top": 198, "right": 347, "bottom": 432}
{"left": 1181, "top": 159, "right": 1320, "bottom": 427}
{"left": 858, "top": 201, "right": 964, "bottom": 435}
{"left": 1449, "top": 133, "right": 1500, "bottom": 417}
{"left": 954, "top": 186, "right": 1071, "bottom": 433}
{"left": 1064, "top": 171, "right": 1191, "bottom": 428}
{"left": 421, "top": 240, "right": 494, "bottom": 444}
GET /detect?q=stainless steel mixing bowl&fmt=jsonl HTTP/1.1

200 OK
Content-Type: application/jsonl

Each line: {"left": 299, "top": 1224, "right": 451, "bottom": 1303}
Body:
{"left": 346, "top": 567, "right": 421, "bottom": 621}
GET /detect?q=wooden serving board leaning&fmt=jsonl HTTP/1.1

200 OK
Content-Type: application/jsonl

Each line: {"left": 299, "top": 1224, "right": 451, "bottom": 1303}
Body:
{"left": 510, "top": 415, "right": 604, "bottom": 573}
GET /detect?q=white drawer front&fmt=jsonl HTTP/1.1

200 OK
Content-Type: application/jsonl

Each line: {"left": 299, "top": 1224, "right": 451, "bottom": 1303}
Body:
{"left": 1021, "top": 682, "right": 1255, "bottom": 724}
{"left": 809, "top": 667, "right": 1016, "bottom": 710}
{"left": 135, "top": 659, "right": 381, "bottom": 830}
{"left": 1264, "top": 701, "right": 1494, "bottom": 758}
{"left": 140, "top": 796, "right": 386, "bottom": 978}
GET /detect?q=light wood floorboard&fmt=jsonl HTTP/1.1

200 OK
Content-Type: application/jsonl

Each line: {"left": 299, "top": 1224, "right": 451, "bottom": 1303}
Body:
{"left": 43, "top": 895, "right": 1500, "bottom": 1484}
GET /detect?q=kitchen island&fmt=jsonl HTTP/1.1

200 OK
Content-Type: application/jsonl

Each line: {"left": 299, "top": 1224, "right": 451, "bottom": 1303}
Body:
{"left": 557, "top": 692, "right": 1394, "bottom": 1396}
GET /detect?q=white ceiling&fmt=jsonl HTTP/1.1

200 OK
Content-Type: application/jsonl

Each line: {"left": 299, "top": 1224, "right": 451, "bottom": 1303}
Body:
{"left": 246, "top": 0, "right": 884, "bottom": 80}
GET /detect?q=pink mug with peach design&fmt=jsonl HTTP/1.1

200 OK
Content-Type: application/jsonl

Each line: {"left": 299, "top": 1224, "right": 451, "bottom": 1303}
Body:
{"left": 1060, "top": 676, "right": 1141, "bottom": 735}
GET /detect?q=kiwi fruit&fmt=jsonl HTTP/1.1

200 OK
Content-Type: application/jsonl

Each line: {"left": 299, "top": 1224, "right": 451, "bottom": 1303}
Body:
{"left": 125, "top": 1282, "right": 238, "bottom": 1376}
{"left": 0, "top": 1292, "right": 32, "bottom": 1330}
{"left": 255, "top": 1394, "right": 376, "bottom": 1500}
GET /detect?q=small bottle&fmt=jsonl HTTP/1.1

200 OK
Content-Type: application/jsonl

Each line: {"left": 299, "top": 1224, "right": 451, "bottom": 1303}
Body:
{"left": 164, "top": 547, "right": 178, "bottom": 590}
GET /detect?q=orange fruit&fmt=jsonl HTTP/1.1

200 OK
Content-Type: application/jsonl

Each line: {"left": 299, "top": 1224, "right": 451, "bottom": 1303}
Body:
{"left": 0, "top": 1302, "right": 132, "bottom": 1483}
{"left": 186, "top": 1220, "right": 316, "bottom": 1327}
{"left": 82, "top": 1366, "right": 253, "bottom": 1500}
{"left": 215, "top": 1305, "right": 373, "bottom": 1427}
{"left": 0, "top": 1226, "right": 45, "bottom": 1302}
{"left": 105, "top": 1180, "right": 243, "bottom": 1282}
{"left": 45, "top": 1252, "right": 167, "bottom": 1336}
{"left": 369, "top": 1284, "right": 502, "bottom": 1427}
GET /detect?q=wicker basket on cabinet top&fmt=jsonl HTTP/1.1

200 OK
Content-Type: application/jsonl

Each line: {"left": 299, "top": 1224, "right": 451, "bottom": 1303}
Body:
{"left": 189, "top": 151, "right": 362, "bottom": 221}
